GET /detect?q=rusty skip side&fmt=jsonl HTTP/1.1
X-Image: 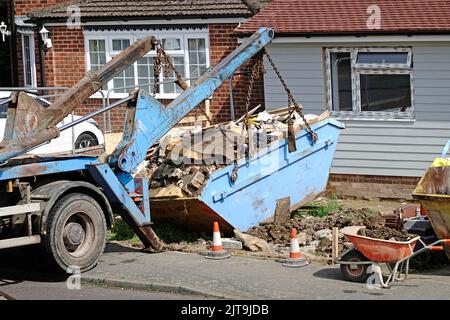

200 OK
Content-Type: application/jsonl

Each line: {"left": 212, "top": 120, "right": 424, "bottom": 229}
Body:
{"left": 150, "top": 198, "right": 234, "bottom": 234}
{"left": 0, "top": 36, "right": 156, "bottom": 163}
{"left": 413, "top": 165, "right": 450, "bottom": 259}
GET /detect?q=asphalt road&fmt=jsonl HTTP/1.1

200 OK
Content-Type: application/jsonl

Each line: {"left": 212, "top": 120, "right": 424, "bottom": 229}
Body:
{"left": 0, "top": 246, "right": 210, "bottom": 300}
{"left": 1, "top": 244, "right": 449, "bottom": 300}
{"left": 0, "top": 280, "right": 209, "bottom": 300}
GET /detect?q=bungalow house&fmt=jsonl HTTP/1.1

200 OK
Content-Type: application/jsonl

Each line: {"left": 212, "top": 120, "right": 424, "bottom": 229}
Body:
{"left": 236, "top": 0, "right": 450, "bottom": 199}
{"left": 5, "top": 0, "right": 269, "bottom": 133}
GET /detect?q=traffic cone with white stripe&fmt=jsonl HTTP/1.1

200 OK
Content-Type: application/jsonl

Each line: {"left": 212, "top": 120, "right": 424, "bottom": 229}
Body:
{"left": 205, "top": 221, "right": 231, "bottom": 260}
{"left": 282, "top": 228, "right": 309, "bottom": 267}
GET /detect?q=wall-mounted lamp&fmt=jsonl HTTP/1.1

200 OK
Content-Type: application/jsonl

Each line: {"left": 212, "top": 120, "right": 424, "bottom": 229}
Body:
{"left": 0, "top": 22, "right": 11, "bottom": 42}
{"left": 39, "top": 26, "right": 52, "bottom": 48}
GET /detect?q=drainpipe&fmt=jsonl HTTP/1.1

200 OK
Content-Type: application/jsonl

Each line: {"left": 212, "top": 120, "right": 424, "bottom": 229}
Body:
{"left": 229, "top": 73, "right": 236, "bottom": 120}
{"left": 8, "top": 0, "right": 18, "bottom": 86}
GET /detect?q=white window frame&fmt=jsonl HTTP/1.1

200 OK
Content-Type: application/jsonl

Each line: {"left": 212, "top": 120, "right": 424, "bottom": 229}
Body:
{"left": 84, "top": 29, "right": 210, "bottom": 99}
{"left": 353, "top": 47, "right": 412, "bottom": 69}
{"left": 325, "top": 47, "right": 415, "bottom": 121}
{"left": 109, "top": 35, "right": 136, "bottom": 95}
{"left": 21, "top": 32, "right": 37, "bottom": 88}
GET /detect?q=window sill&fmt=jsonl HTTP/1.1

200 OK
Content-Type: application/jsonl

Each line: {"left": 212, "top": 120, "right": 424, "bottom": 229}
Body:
{"left": 331, "top": 111, "right": 416, "bottom": 122}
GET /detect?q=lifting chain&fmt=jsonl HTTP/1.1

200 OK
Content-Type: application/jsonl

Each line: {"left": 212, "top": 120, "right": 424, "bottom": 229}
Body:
{"left": 263, "top": 48, "right": 318, "bottom": 142}
{"left": 232, "top": 53, "right": 265, "bottom": 182}
{"left": 153, "top": 43, "right": 186, "bottom": 96}
{"left": 153, "top": 46, "right": 162, "bottom": 96}
{"left": 244, "top": 53, "right": 265, "bottom": 127}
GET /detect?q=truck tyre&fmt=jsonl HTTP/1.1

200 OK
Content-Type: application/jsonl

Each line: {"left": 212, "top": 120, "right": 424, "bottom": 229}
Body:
{"left": 42, "top": 193, "right": 107, "bottom": 273}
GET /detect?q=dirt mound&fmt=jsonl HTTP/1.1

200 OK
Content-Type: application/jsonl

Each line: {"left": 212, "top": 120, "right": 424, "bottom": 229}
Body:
{"left": 248, "top": 208, "right": 378, "bottom": 245}
{"left": 360, "top": 227, "right": 414, "bottom": 241}
{"left": 247, "top": 208, "right": 416, "bottom": 257}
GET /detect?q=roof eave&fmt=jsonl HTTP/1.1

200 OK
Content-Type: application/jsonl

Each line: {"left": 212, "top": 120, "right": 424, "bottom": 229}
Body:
{"left": 27, "top": 13, "right": 252, "bottom": 25}
{"left": 236, "top": 30, "right": 450, "bottom": 37}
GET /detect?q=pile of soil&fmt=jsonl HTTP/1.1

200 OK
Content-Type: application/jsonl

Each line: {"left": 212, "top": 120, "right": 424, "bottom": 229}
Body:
{"left": 247, "top": 208, "right": 416, "bottom": 256}
{"left": 247, "top": 208, "right": 380, "bottom": 246}
{"left": 359, "top": 226, "right": 414, "bottom": 241}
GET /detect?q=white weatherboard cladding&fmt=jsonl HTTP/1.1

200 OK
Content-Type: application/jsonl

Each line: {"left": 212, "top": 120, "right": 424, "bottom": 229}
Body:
{"left": 263, "top": 42, "right": 450, "bottom": 177}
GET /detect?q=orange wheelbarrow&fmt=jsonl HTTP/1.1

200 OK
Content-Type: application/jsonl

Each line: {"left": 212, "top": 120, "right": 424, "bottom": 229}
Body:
{"left": 337, "top": 226, "right": 450, "bottom": 288}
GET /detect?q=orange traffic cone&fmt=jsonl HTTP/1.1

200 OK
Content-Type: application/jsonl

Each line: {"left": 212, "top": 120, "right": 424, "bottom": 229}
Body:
{"left": 205, "top": 222, "right": 231, "bottom": 260}
{"left": 282, "top": 228, "right": 309, "bottom": 267}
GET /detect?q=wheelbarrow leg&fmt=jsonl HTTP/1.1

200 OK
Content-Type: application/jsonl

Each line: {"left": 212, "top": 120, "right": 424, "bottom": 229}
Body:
{"left": 369, "top": 263, "right": 389, "bottom": 288}
{"left": 374, "top": 262, "right": 397, "bottom": 288}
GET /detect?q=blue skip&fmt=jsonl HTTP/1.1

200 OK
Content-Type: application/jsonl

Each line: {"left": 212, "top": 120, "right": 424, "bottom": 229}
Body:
{"left": 150, "top": 114, "right": 345, "bottom": 233}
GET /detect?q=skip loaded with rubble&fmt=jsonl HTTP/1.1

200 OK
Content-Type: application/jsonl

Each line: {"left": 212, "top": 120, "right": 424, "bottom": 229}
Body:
{"left": 138, "top": 107, "right": 330, "bottom": 198}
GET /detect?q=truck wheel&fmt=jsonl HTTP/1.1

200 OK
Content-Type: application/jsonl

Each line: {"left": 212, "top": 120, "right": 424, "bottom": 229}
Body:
{"left": 42, "top": 193, "right": 107, "bottom": 273}
{"left": 340, "top": 249, "right": 371, "bottom": 283}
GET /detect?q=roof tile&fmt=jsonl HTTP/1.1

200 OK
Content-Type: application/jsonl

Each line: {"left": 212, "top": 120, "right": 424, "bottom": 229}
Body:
{"left": 28, "top": 0, "right": 271, "bottom": 20}
{"left": 236, "top": 0, "right": 450, "bottom": 35}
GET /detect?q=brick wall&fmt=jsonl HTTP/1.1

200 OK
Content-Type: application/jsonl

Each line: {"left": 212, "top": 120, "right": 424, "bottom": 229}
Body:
{"left": 41, "top": 26, "right": 85, "bottom": 88}
{"left": 327, "top": 174, "right": 421, "bottom": 200}
{"left": 209, "top": 23, "right": 265, "bottom": 123}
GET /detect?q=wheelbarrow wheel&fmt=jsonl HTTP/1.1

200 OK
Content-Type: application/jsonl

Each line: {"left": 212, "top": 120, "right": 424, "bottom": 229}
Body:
{"left": 340, "top": 249, "right": 372, "bottom": 283}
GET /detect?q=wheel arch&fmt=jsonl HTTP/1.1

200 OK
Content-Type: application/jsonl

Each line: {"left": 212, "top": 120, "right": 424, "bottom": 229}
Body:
{"left": 32, "top": 180, "right": 114, "bottom": 234}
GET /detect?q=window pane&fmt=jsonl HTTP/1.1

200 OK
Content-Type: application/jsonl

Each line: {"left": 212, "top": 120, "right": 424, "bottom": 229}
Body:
{"left": 357, "top": 52, "right": 408, "bottom": 65}
{"left": 189, "top": 65, "right": 199, "bottom": 79}
{"left": 111, "top": 39, "right": 133, "bottom": 93}
{"left": 137, "top": 57, "right": 156, "bottom": 94}
{"left": 112, "top": 39, "right": 130, "bottom": 51}
{"left": 188, "top": 38, "right": 207, "bottom": 81}
{"left": 188, "top": 39, "right": 196, "bottom": 49}
{"left": 90, "top": 52, "right": 99, "bottom": 65}
{"left": 198, "top": 38, "right": 205, "bottom": 51}
{"left": 162, "top": 38, "right": 181, "bottom": 50}
{"left": 198, "top": 51, "right": 206, "bottom": 65}
{"left": 99, "top": 40, "right": 106, "bottom": 51}
{"left": 330, "top": 52, "right": 352, "bottom": 111}
{"left": 113, "top": 78, "right": 125, "bottom": 91}
{"left": 112, "top": 40, "right": 121, "bottom": 51}
{"left": 163, "top": 56, "right": 185, "bottom": 94}
{"left": 89, "top": 40, "right": 98, "bottom": 51}
{"left": 189, "top": 51, "right": 198, "bottom": 64}
{"left": 23, "top": 35, "right": 32, "bottom": 86}
{"left": 125, "top": 65, "right": 134, "bottom": 77}
{"left": 113, "top": 64, "right": 135, "bottom": 93}
{"left": 360, "top": 74, "right": 412, "bottom": 112}
{"left": 88, "top": 39, "right": 107, "bottom": 90}
{"left": 99, "top": 54, "right": 106, "bottom": 65}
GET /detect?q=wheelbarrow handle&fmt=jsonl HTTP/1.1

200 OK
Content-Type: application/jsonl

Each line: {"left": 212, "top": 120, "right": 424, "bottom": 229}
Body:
{"left": 441, "top": 140, "right": 450, "bottom": 158}
{"left": 428, "top": 246, "right": 444, "bottom": 251}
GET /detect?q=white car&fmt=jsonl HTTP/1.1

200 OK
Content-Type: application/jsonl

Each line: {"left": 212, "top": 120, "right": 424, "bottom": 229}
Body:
{"left": 0, "top": 91, "right": 104, "bottom": 155}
